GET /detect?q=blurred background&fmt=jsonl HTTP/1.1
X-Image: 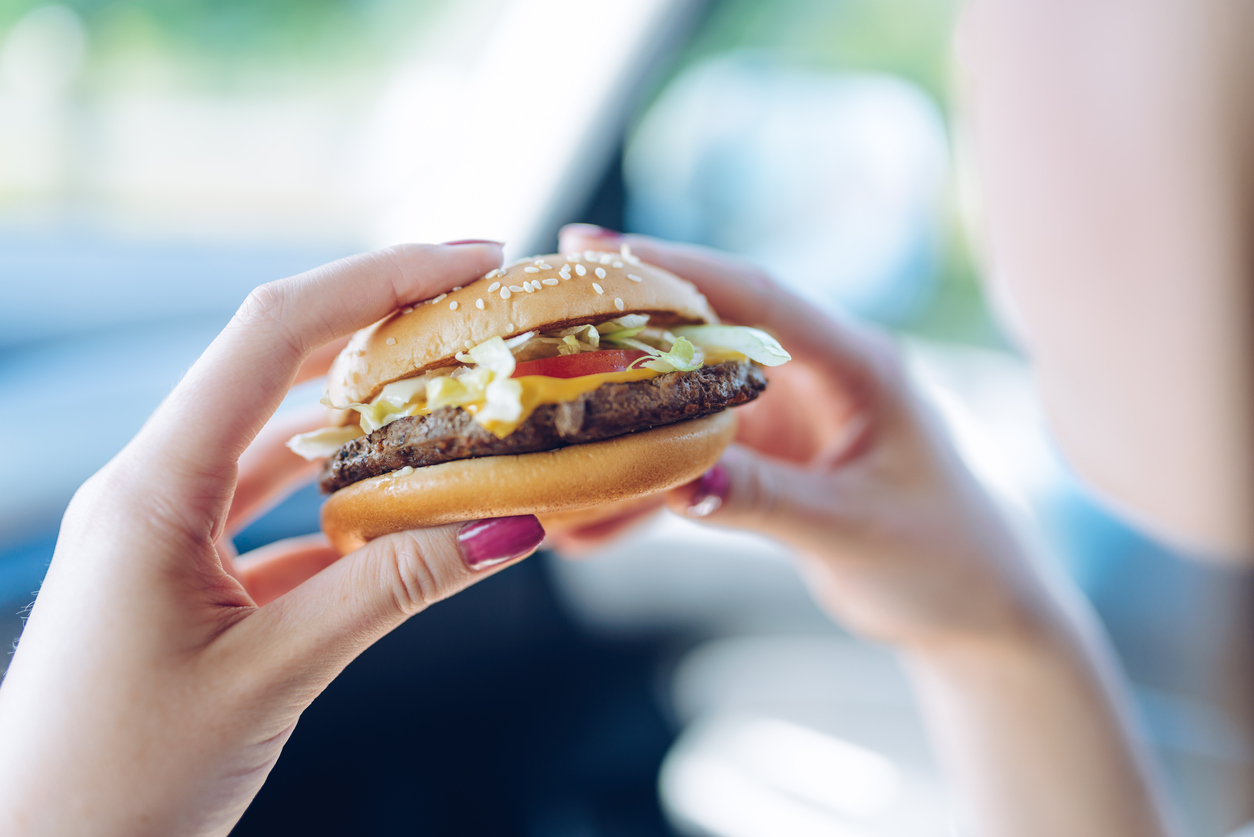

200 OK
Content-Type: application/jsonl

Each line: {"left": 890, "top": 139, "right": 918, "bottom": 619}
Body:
{"left": 2, "top": 1, "right": 1252, "bottom": 835}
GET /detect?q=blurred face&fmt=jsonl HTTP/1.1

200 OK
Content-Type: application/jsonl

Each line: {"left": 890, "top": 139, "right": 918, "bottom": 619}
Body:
{"left": 957, "top": 0, "right": 1254, "bottom": 560}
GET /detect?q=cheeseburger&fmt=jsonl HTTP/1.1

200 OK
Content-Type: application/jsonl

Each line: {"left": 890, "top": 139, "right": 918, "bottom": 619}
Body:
{"left": 289, "top": 246, "right": 790, "bottom": 552}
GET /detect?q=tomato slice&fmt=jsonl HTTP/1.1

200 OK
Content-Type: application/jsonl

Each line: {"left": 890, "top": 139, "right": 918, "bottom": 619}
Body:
{"left": 512, "top": 349, "right": 650, "bottom": 379}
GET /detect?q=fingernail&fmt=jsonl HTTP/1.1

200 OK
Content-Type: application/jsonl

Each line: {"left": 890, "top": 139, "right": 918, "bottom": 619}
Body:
{"left": 457, "top": 515, "right": 545, "bottom": 570}
{"left": 443, "top": 239, "right": 504, "bottom": 247}
{"left": 687, "top": 465, "right": 729, "bottom": 517}
{"left": 562, "top": 223, "right": 622, "bottom": 241}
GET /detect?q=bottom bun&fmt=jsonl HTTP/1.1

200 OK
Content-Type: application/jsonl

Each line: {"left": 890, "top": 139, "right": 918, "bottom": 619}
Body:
{"left": 321, "top": 410, "right": 736, "bottom": 553}
{"left": 535, "top": 492, "right": 667, "bottom": 533}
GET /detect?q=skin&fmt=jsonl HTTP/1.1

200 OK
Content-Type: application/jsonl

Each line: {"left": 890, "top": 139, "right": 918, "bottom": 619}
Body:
{"left": 0, "top": 242, "right": 544, "bottom": 837}
{"left": 957, "top": 0, "right": 1254, "bottom": 560}
{"left": 0, "top": 231, "right": 1187, "bottom": 837}
{"left": 560, "top": 225, "right": 1182, "bottom": 837}
{"left": 956, "top": 0, "right": 1254, "bottom": 823}
{"left": 4, "top": 2, "right": 1245, "bottom": 832}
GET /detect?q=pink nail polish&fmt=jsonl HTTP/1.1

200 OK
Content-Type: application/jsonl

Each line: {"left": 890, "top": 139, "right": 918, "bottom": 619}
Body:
{"left": 562, "top": 223, "right": 622, "bottom": 241}
{"left": 457, "top": 515, "right": 545, "bottom": 569}
{"left": 687, "top": 465, "right": 728, "bottom": 517}
{"left": 443, "top": 239, "right": 504, "bottom": 246}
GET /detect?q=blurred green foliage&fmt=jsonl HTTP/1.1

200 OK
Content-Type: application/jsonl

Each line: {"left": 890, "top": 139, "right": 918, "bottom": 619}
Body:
{"left": 667, "top": 0, "right": 1000, "bottom": 346}
{"left": 684, "top": 0, "right": 960, "bottom": 107}
{"left": 1, "top": 0, "right": 448, "bottom": 91}
{"left": 0, "top": 0, "right": 997, "bottom": 344}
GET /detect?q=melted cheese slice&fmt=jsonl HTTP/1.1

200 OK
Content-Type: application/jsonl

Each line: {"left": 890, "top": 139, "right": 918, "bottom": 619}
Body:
{"left": 457, "top": 367, "right": 661, "bottom": 437}
{"left": 287, "top": 360, "right": 743, "bottom": 460}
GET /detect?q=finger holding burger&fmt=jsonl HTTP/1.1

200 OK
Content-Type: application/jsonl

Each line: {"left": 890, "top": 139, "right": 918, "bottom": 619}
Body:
{"left": 0, "top": 241, "right": 551, "bottom": 837}
{"left": 288, "top": 239, "right": 793, "bottom": 552}
{"left": 556, "top": 225, "right": 1178, "bottom": 837}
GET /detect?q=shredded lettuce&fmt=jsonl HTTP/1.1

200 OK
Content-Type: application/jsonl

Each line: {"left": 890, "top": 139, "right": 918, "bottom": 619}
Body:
{"left": 422, "top": 336, "right": 525, "bottom": 436}
{"left": 600, "top": 326, "right": 645, "bottom": 344}
{"left": 622, "top": 336, "right": 703, "bottom": 373}
{"left": 608, "top": 314, "right": 649, "bottom": 330}
{"left": 467, "top": 336, "right": 517, "bottom": 376}
{"left": 425, "top": 375, "right": 483, "bottom": 410}
{"left": 503, "top": 331, "right": 535, "bottom": 351}
{"left": 335, "top": 373, "right": 427, "bottom": 431}
{"left": 477, "top": 377, "right": 525, "bottom": 428}
{"left": 286, "top": 425, "right": 365, "bottom": 460}
{"left": 672, "top": 325, "right": 791, "bottom": 366}
{"left": 335, "top": 321, "right": 789, "bottom": 442}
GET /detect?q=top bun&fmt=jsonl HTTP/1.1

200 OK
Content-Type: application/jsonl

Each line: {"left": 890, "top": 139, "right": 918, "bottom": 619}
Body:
{"left": 326, "top": 251, "right": 718, "bottom": 405}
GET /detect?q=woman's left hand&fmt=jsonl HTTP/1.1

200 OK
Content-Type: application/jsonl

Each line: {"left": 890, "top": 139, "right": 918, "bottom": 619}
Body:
{"left": 0, "top": 242, "right": 546, "bottom": 837}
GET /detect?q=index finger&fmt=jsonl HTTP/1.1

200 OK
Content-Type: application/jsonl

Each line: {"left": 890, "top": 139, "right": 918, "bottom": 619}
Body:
{"left": 131, "top": 242, "right": 503, "bottom": 514}
{"left": 559, "top": 226, "right": 886, "bottom": 384}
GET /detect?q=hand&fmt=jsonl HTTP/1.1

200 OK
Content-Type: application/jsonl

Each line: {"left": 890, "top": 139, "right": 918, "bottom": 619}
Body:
{"left": 558, "top": 227, "right": 1180, "bottom": 837}
{"left": 0, "top": 243, "right": 546, "bottom": 837}
{"left": 558, "top": 225, "right": 1061, "bottom": 650}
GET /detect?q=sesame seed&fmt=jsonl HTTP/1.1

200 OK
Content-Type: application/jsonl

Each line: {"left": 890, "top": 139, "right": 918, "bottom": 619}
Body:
{"left": 593, "top": 283, "right": 604, "bottom": 294}
{"left": 625, "top": 254, "right": 641, "bottom": 265}
{"left": 595, "top": 267, "right": 607, "bottom": 279}
{"left": 465, "top": 339, "right": 476, "bottom": 349}
{"left": 524, "top": 282, "right": 536, "bottom": 293}
{"left": 509, "top": 285, "right": 524, "bottom": 293}
{"left": 500, "top": 288, "right": 512, "bottom": 300}
{"left": 476, "top": 298, "right": 485, "bottom": 310}
{"left": 488, "top": 281, "right": 500, "bottom": 292}
{"left": 433, "top": 293, "right": 447, "bottom": 303}
{"left": 627, "top": 273, "right": 642, "bottom": 283}
{"left": 486, "top": 269, "right": 501, "bottom": 279}
{"left": 402, "top": 306, "right": 414, "bottom": 314}
{"left": 575, "top": 264, "right": 587, "bottom": 276}
{"left": 507, "top": 322, "right": 515, "bottom": 330}
{"left": 386, "top": 337, "right": 397, "bottom": 345}
{"left": 599, "top": 254, "right": 613, "bottom": 265}
{"left": 524, "top": 266, "right": 540, "bottom": 273}
{"left": 584, "top": 251, "right": 600, "bottom": 261}
{"left": 566, "top": 254, "right": 580, "bottom": 262}
{"left": 542, "top": 278, "right": 559, "bottom": 286}
{"left": 449, "top": 301, "right": 459, "bottom": 310}
{"left": 538, "top": 263, "right": 552, "bottom": 270}
{"left": 612, "top": 261, "right": 623, "bottom": 268}
{"left": 453, "top": 286, "right": 463, "bottom": 291}
{"left": 614, "top": 297, "right": 624, "bottom": 311}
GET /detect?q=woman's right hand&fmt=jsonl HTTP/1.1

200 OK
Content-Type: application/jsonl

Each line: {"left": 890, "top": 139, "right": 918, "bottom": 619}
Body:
{"left": 559, "top": 225, "right": 1057, "bottom": 651}
{"left": 558, "top": 226, "right": 1180, "bottom": 837}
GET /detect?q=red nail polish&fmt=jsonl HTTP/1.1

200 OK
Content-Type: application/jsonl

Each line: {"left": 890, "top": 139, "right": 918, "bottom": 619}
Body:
{"left": 443, "top": 239, "right": 504, "bottom": 246}
{"left": 457, "top": 515, "right": 545, "bottom": 569}
{"left": 562, "top": 223, "right": 622, "bottom": 241}
{"left": 688, "top": 465, "right": 729, "bottom": 517}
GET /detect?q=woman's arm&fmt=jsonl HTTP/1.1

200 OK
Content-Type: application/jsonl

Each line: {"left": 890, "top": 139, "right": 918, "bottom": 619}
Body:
{"left": 559, "top": 226, "right": 1181, "bottom": 837}
{"left": 0, "top": 242, "right": 545, "bottom": 837}
{"left": 906, "top": 605, "right": 1179, "bottom": 836}
{"left": 956, "top": 0, "right": 1254, "bottom": 559}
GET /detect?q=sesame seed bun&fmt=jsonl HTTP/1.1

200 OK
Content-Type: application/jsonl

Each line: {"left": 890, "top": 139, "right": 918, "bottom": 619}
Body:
{"left": 327, "top": 252, "right": 718, "bottom": 406}
{"left": 320, "top": 409, "right": 736, "bottom": 553}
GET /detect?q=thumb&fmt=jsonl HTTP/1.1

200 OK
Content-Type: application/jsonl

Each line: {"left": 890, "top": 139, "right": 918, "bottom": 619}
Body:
{"left": 227, "top": 515, "right": 545, "bottom": 692}
{"left": 665, "top": 445, "right": 839, "bottom": 548}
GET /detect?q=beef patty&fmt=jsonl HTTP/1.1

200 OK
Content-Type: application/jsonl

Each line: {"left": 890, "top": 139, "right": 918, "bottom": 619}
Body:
{"left": 320, "top": 360, "right": 766, "bottom": 493}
